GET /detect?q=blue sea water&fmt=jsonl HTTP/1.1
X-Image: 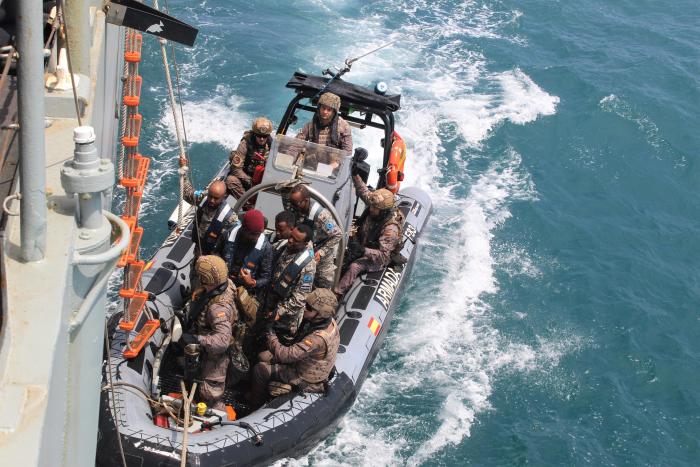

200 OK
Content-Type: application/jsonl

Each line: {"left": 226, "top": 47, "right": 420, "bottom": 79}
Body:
{"left": 128, "top": 0, "right": 700, "bottom": 464}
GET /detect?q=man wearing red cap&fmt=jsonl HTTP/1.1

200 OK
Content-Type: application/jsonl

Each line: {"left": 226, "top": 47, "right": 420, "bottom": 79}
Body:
{"left": 222, "top": 209, "right": 273, "bottom": 323}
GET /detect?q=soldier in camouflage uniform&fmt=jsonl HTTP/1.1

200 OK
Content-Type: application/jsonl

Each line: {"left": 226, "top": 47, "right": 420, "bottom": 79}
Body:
{"left": 249, "top": 288, "right": 340, "bottom": 407}
{"left": 296, "top": 92, "right": 353, "bottom": 153}
{"left": 288, "top": 184, "right": 341, "bottom": 289}
{"left": 263, "top": 224, "right": 316, "bottom": 340}
{"left": 225, "top": 117, "right": 274, "bottom": 198}
{"left": 183, "top": 177, "right": 238, "bottom": 257}
{"left": 179, "top": 255, "right": 237, "bottom": 410}
{"left": 334, "top": 175, "right": 404, "bottom": 295}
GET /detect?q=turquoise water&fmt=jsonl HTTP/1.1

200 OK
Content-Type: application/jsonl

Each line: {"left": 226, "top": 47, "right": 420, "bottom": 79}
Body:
{"left": 129, "top": 1, "right": 700, "bottom": 464}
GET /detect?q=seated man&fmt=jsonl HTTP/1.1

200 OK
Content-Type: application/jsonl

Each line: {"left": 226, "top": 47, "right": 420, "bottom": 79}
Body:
{"left": 288, "top": 184, "right": 341, "bottom": 289}
{"left": 296, "top": 92, "right": 352, "bottom": 153}
{"left": 225, "top": 117, "right": 274, "bottom": 198}
{"left": 178, "top": 255, "right": 237, "bottom": 410}
{"left": 222, "top": 209, "right": 272, "bottom": 325}
{"left": 334, "top": 175, "right": 404, "bottom": 296}
{"left": 262, "top": 224, "right": 316, "bottom": 340}
{"left": 270, "top": 209, "right": 296, "bottom": 264}
{"left": 183, "top": 177, "right": 237, "bottom": 257}
{"left": 249, "top": 288, "right": 340, "bottom": 407}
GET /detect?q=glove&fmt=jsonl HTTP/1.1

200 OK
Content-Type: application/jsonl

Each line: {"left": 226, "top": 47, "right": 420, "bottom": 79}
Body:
{"left": 180, "top": 333, "right": 198, "bottom": 346}
{"left": 274, "top": 179, "right": 307, "bottom": 191}
{"left": 348, "top": 241, "right": 365, "bottom": 259}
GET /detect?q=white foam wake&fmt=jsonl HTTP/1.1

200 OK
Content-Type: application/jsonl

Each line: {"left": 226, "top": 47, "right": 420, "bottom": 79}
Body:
{"left": 277, "top": 0, "right": 571, "bottom": 464}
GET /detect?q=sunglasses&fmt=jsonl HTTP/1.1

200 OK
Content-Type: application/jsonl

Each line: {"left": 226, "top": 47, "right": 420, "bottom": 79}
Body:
{"left": 254, "top": 133, "right": 268, "bottom": 139}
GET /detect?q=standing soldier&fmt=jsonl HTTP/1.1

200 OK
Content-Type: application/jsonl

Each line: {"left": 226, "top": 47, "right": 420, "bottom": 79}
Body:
{"left": 226, "top": 117, "right": 274, "bottom": 198}
{"left": 178, "top": 255, "right": 237, "bottom": 411}
{"left": 288, "top": 184, "right": 341, "bottom": 289}
{"left": 249, "top": 288, "right": 340, "bottom": 407}
{"left": 263, "top": 224, "right": 316, "bottom": 340}
{"left": 183, "top": 178, "right": 238, "bottom": 257}
{"left": 296, "top": 92, "right": 353, "bottom": 153}
{"left": 334, "top": 174, "right": 404, "bottom": 296}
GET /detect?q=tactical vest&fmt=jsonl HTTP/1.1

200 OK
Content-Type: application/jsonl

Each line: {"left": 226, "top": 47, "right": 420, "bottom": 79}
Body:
{"left": 226, "top": 224, "right": 267, "bottom": 275}
{"left": 272, "top": 249, "right": 314, "bottom": 299}
{"left": 191, "top": 281, "right": 234, "bottom": 332}
{"left": 296, "top": 320, "right": 340, "bottom": 384}
{"left": 299, "top": 201, "right": 337, "bottom": 247}
{"left": 305, "top": 114, "right": 340, "bottom": 148}
{"left": 196, "top": 198, "right": 232, "bottom": 254}
{"left": 242, "top": 131, "right": 271, "bottom": 176}
{"left": 358, "top": 208, "right": 404, "bottom": 251}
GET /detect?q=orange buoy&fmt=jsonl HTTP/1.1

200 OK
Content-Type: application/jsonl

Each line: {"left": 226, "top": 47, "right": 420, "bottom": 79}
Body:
{"left": 385, "top": 131, "right": 407, "bottom": 193}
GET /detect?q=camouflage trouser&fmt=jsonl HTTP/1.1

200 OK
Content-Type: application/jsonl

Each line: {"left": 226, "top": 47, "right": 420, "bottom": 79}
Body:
{"left": 225, "top": 173, "right": 248, "bottom": 199}
{"left": 249, "top": 352, "right": 300, "bottom": 405}
{"left": 335, "top": 257, "right": 384, "bottom": 295}
{"left": 198, "top": 379, "right": 226, "bottom": 411}
{"left": 314, "top": 253, "right": 337, "bottom": 289}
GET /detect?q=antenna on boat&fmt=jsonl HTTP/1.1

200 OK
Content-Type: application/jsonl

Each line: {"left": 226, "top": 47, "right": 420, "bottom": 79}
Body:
{"left": 315, "top": 37, "right": 400, "bottom": 98}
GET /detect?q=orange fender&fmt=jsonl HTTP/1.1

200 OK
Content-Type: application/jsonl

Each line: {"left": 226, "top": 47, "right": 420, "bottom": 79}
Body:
{"left": 385, "top": 131, "right": 406, "bottom": 194}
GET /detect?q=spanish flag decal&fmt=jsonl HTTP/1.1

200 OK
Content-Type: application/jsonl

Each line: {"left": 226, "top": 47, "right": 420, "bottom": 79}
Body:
{"left": 368, "top": 317, "right": 381, "bottom": 336}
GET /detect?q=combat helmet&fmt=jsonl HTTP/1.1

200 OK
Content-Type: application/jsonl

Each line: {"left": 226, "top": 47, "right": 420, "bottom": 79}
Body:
{"left": 252, "top": 117, "right": 273, "bottom": 136}
{"left": 195, "top": 255, "right": 228, "bottom": 287}
{"left": 317, "top": 92, "right": 341, "bottom": 112}
{"left": 367, "top": 188, "right": 395, "bottom": 210}
{"left": 306, "top": 288, "right": 338, "bottom": 319}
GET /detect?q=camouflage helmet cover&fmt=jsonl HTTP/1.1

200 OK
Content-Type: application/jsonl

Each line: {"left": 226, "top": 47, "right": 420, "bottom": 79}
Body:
{"left": 367, "top": 188, "right": 396, "bottom": 210}
{"left": 317, "top": 92, "right": 341, "bottom": 112}
{"left": 195, "top": 255, "right": 228, "bottom": 287}
{"left": 252, "top": 117, "right": 273, "bottom": 135}
{"left": 306, "top": 288, "right": 338, "bottom": 319}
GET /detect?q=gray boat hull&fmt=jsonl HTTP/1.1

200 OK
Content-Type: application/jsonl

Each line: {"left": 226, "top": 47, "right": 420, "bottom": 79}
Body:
{"left": 97, "top": 185, "right": 431, "bottom": 466}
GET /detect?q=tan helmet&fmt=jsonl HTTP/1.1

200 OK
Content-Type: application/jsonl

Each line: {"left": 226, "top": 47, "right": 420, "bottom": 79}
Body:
{"left": 317, "top": 92, "right": 341, "bottom": 112}
{"left": 367, "top": 188, "right": 396, "bottom": 210}
{"left": 306, "top": 288, "right": 338, "bottom": 319}
{"left": 251, "top": 117, "right": 273, "bottom": 136}
{"left": 195, "top": 255, "right": 228, "bottom": 287}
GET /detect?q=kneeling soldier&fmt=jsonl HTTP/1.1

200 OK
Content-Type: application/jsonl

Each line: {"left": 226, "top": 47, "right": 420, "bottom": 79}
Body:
{"left": 249, "top": 289, "right": 340, "bottom": 407}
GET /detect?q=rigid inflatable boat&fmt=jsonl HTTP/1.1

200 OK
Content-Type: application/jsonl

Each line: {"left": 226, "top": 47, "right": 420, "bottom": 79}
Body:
{"left": 97, "top": 72, "right": 432, "bottom": 466}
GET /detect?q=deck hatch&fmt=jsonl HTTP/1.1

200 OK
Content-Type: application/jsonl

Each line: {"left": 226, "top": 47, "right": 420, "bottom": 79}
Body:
{"left": 339, "top": 319, "right": 360, "bottom": 346}
{"left": 351, "top": 285, "right": 374, "bottom": 310}
{"left": 165, "top": 237, "right": 192, "bottom": 262}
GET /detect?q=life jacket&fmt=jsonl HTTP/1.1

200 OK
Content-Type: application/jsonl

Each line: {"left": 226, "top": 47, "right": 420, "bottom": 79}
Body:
{"left": 272, "top": 248, "right": 314, "bottom": 300}
{"left": 357, "top": 207, "right": 404, "bottom": 251}
{"left": 196, "top": 198, "right": 233, "bottom": 254}
{"left": 296, "top": 320, "right": 340, "bottom": 384}
{"left": 242, "top": 131, "right": 272, "bottom": 176}
{"left": 298, "top": 200, "right": 336, "bottom": 246}
{"left": 225, "top": 224, "right": 268, "bottom": 275}
{"left": 305, "top": 113, "right": 340, "bottom": 149}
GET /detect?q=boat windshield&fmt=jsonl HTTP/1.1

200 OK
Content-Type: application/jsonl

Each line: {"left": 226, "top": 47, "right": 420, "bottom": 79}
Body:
{"left": 271, "top": 135, "right": 350, "bottom": 181}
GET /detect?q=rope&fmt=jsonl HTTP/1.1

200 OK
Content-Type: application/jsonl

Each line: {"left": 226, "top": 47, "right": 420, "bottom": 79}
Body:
{"left": 117, "top": 29, "right": 130, "bottom": 180}
{"left": 104, "top": 322, "right": 128, "bottom": 467}
{"left": 57, "top": 0, "right": 83, "bottom": 126}
{"left": 180, "top": 380, "right": 197, "bottom": 467}
{"left": 152, "top": 0, "right": 191, "bottom": 232}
